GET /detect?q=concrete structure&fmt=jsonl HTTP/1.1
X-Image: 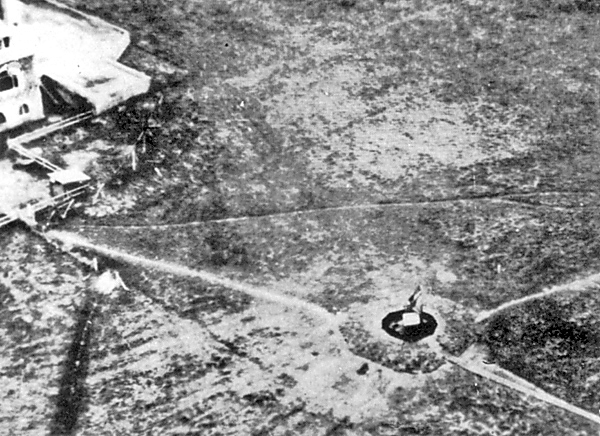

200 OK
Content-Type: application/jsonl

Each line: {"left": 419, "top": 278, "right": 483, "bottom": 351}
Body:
{"left": 0, "top": 0, "right": 150, "bottom": 133}
{"left": 0, "top": 0, "right": 45, "bottom": 131}
{"left": 0, "top": 0, "right": 151, "bottom": 228}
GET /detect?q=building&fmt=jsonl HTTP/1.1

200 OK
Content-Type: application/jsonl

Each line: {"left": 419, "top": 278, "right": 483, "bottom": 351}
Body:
{"left": 0, "top": 0, "right": 45, "bottom": 132}
{"left": 0, "top": 0, "right": 151, "bottom": 228}
{"left": 0, "top": 0, "right": 150, "bottom": 133}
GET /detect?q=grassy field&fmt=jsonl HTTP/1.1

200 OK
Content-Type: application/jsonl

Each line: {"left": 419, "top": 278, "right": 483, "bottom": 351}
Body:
{"left": 3, "top": 0, "right": 600, "bottom": 434}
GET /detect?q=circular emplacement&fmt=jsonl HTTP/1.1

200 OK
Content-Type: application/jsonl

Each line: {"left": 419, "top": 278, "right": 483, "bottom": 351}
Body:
{"left": 382, "top": 310, "right": 438, "bottom": 343}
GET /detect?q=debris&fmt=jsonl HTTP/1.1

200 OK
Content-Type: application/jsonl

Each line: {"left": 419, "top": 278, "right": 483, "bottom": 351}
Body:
{"left": 356, "top": 363, "right": 369, "bottom": 375}
{"left": 60, "top": 199, "right": 74, "bottom": 219}
{"left": 93, "top": 270, "right": 127, "bottom": 297}
{"left": 91, "top": 183, "right": 105, "bottom": 204}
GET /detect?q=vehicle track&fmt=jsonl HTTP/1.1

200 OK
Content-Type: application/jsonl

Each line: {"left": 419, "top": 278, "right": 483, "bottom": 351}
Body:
{"left": 73, "top": 189, "right": 594, "bottom": 232}
{"left": 476, "top": 273, "right": 600, "bottom": 323}
{"left": 44, "top": 229, "right": 342, "bottom": 334}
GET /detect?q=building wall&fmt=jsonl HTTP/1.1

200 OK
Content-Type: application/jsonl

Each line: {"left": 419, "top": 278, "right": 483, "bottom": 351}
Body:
{"left": 0, "top": 1, "right": 44, "bottom": 132}
{"left": 0, "top": 0, "right": 23, "bottom": 27}
{"left": 0, "top": 54, "right": 44, "bottom": 132}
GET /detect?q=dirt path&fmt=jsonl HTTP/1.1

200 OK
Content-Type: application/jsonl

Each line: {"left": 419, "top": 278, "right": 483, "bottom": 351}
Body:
{"left": 45, "top": 230, "right": 338, "bottom": 326}
{"left": 73, "top": 190, "right": 589, "bottom": 232}
{"left": 476, "top": 273, "right": 600, "bottom": 323}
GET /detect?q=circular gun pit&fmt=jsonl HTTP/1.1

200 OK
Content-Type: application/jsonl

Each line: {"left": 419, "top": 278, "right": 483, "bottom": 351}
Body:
{"left": 381, "top": 310, "right": 438, "bottom": 343}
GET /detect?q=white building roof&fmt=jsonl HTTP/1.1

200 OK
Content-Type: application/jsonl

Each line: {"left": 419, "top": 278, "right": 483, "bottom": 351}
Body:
{"left": 11, "top": 0, "right": 150, "bottom": 114}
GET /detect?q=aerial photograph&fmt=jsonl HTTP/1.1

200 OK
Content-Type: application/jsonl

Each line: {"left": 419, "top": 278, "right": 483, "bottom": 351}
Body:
{"left": 3, "top": 0, "right": 600, "bottom": 434}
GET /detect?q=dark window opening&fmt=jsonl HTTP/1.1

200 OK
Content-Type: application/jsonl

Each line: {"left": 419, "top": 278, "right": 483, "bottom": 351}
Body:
{"left": 0, "top": 71, "right": 18, "bottom": 92}
{"left": 19, "top": 104, "right": 28, "bottom": 115}
{"left": 0, "top": 113, "right": 6, "bottom": 124}
{"left": 3, "top": 37, "right": 9, "bottom": 48}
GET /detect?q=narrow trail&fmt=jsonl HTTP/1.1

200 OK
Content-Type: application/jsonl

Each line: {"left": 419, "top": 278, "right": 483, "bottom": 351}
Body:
{"left": 44, "top": 229, "right": 341, "bottom": 331}
{"left": 475, "top": 272, "right": 600, "bottom": 323}
{"left": 73, "top": 190, "right": 590, "bottom": 231}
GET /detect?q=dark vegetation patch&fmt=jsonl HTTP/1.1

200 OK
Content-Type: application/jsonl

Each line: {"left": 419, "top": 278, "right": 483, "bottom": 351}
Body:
{"left": 204, "top": 227, "right": 251, "bottom": 267}
{"left": 242, "top": 390, "right": 279, "bottom": 408}
{"left": 0, "top": 282, "right": 13, "bottom": 307}
{"left": 481, "top": 295, "right": 600, "bottom": 412}
{"left": 92, "top": 90, "right": 222, "bottom": 192}
{"left": 512, "top": 0, "right": 600, "bottom": 18}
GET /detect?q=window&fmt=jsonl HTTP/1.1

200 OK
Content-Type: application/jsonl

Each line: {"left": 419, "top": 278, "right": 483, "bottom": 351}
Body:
{"left": 0, "top": 71, "right": 18, "bottom": 92}
{"left": 0, "top": 113, "right": 6, "bottom": 124}
{"left": 19, "top": 104, "right": 28, "bottom": 115}
{"left": 3, "top": 37, "right": 9, "bottom": 48}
